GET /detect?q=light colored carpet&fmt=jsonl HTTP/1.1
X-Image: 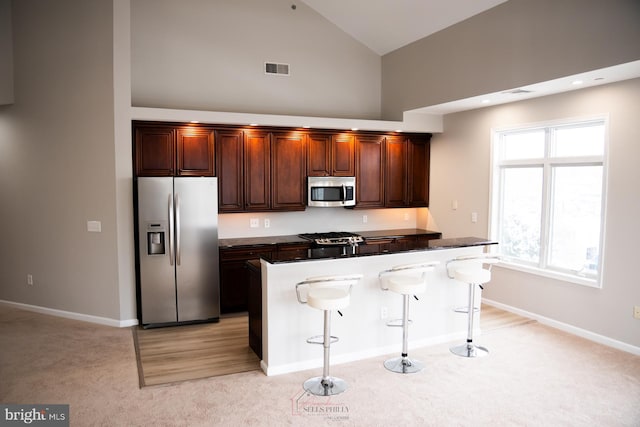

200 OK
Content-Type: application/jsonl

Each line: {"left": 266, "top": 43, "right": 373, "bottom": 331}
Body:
{"left": 1, "top": 304, "right": 639, "bottom": 426}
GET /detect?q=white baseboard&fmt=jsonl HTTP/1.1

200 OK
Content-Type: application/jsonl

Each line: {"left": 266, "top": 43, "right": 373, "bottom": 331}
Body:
{"left": 482, "top": 298, "right": 640, "bottom": 356}
{"left": 0, "top": 300, "right": 138, "bottom": 328}
{"left": 261, "top": 331, "right": 466, "bottom": 376}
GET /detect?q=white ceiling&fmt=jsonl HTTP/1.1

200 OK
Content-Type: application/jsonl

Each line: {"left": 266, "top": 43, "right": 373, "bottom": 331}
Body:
{"left": 300, "top": 0, "right": 509, "bottom": 56}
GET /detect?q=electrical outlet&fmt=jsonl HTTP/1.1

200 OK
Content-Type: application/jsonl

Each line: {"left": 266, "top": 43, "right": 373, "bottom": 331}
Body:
{"left": 250, "top": 218, "right": 259, "bottom": 228}
{"left": 380, "top": 306, "right": 388, "bottom": 319}
{"left": 634, "top": 306, "right": 640, "bottom": 319}
{"left": 264, "top": 219, "right": 270, "bottom": 228}
{"left": 27, "top": 274, "right": 33, "bottom": 286}
{"left": 471, "top": 212, "right": 478, "bottom": 223}
{"left": 363, "top": 215, "right": 368, "bottom": 224}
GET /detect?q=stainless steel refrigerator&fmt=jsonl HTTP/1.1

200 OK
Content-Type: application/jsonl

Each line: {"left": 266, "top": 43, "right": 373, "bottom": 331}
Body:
{"left": 136, "top": 177, "right": 219, "bottom": 327}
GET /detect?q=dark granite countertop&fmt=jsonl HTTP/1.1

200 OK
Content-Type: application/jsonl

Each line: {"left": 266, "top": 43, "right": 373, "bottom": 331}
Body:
{"left": 219, "top": 228, "right": 442, "bottom": 249}
{"left": 263, "top": 237, "right": 497, "bottom": 264}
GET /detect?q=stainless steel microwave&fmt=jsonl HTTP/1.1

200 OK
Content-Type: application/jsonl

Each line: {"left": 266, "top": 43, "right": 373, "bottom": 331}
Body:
{"left": 307, "top": 176, "right": 356, "bottom": 207}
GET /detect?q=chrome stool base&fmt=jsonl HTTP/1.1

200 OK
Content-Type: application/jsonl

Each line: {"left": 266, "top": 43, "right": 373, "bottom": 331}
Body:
{"left": 303, "top": 376, "right": 347, "bottom": 396}
{"left": 450, "top": 342, "right": 489, "bottom": 358}
{"left": 384, "top": 356, "right": 424, "bottom": 374}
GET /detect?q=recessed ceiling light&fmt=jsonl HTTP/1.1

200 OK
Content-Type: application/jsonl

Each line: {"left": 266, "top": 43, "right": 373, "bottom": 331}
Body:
{"left": 395, "top": 129, "right": 403, "bottom": 133}
{"left": 190, "top": 120, "right": 199, "bottom": 123}
{"left": 481, "top": 99, "right": 491, "bottom": 104}
{"left": 572, "top": 80, "right": 583, "bottom": 85}
{"left": 351, "top": 127, "right": 359, "bottom": 131}
{"left": 249, "top": 123, "right": 259, "bottom": 126}
{"left": 302, "top": 125, "right": 311, "bottom": 129}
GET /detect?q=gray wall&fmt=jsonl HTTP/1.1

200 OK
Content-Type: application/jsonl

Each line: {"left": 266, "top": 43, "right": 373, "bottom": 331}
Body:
{"left": 130, "top": 0, "right": 381, "bottom": 119}
{"left": 430, "top": 78, "right": 640, "bottom": 347}
{"left": 0, "top": 0, "right": 13, "bottom": 104}
{"left": 0, "top": 0, "right": 121, "bottom": 320}
{"left": 382, "top": 0, "right": 640, "bottom": 120}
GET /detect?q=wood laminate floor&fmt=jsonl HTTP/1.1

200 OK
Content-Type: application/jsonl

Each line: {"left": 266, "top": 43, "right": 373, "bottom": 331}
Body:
{"left": 133, "top": 305, "right": 533, "bottom": 387}
{"left": 133, "top": 315, "right": 260, "bottom": 387}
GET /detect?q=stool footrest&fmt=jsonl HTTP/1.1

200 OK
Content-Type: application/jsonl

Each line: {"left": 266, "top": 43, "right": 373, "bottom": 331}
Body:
{"left": 386, "top": 318, "right": 412, "bottom": 327}
{"left": 453, "top": 306, "right": 480, "bottom": 314}
{"left": 306, "top": 335, "right": 338, "bottom": 345}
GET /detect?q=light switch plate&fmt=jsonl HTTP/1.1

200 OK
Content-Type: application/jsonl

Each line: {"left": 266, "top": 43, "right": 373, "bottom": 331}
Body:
{"left": 87, "top": 220, "right": 102, "bottom": 232}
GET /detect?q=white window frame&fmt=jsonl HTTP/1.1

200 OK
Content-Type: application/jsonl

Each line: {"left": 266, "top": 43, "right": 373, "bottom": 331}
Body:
{"left": 489, "top": 115, "right": 609, "bottom": 288}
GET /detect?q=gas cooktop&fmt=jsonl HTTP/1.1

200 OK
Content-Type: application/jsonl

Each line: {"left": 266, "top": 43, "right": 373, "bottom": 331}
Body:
{"left": 298, "top": 232, "right": 364, "bottom": 246}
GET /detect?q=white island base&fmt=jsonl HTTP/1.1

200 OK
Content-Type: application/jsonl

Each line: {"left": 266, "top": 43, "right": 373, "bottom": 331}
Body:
{"left": 259, "top": 245, "right": 489, "bottom": 376}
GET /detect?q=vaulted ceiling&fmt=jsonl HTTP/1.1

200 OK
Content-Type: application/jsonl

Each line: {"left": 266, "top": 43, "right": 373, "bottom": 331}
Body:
{"left": 300, "top": 0, "right": 509, "bottom": 55}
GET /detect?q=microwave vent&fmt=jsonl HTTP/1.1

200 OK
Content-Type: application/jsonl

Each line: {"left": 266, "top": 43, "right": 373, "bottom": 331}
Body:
{"left": 265, "top": 62, "right": 290, "bottom": 76}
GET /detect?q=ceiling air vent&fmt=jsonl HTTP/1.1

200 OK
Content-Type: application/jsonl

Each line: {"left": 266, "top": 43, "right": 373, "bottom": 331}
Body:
{"left": 265, "top": 62, "right": 290, "bottom": 76}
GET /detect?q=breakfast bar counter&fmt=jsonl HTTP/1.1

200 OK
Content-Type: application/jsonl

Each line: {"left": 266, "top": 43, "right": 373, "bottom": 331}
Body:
{"left": 258, "top": 237, "right": 497, "bottom": 376}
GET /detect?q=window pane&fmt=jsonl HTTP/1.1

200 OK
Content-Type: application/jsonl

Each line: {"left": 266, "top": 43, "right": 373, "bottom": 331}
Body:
{"left": 548, "top": 166, "right": 603, "bottom": 274}
{"left": 500, "top": 167, "right": 542, "bottom": 263}
{"left": 502, "top": 130, "right": 545, "bottom": 160}
{"left": 553, "top": 123, "right": 604, "bottom": 157}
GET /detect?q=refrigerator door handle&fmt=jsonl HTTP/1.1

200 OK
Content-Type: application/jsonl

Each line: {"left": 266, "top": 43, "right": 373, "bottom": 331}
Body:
{"left": 175, "top": 193, "right": 181, "bottom": 266}
{"left": 168, "top": 193, "right": 174, "bottom": 266}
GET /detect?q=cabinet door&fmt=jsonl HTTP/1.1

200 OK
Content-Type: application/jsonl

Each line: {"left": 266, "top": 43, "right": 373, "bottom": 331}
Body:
{"left": 244, "top": 130, "right": 271, "bottom": 211}
{"left": 219, "top": 247, "right": 272, "bottom": 314}
{"left": 332, "top": 133, "right": 355, "bottom": 176}
{"left": 355, "top": 134, "right": 385, "bottom": 208}
{"left": 176, "top": 127, "right": 215, "bottom": 176}
{"left": 216, "top": 129, "right": 244, "bottom": 212}
{"left": 408, "top": 136, "right": 431, "bottom": 207}
{"left": 272, "top": 132, "right": 306, "bottom": 211}
{"left": 134, "top": 125, "right": 175, "bottom": 176}
{"left": 385, "top": 136, "right": 408, "bottom": 207}
{"left": 307, "top": 133, "right": 331, "bottom": 177}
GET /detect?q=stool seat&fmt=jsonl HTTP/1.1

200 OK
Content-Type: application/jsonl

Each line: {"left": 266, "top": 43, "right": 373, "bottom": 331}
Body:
{"left": 453, "top": 267, "right": 491, "bottom": 284}
{"left": 387, "top": 275, "right": 426, "bottom": 295}
{"left": 308, "top": 288, "right": 350, "bottom": 311}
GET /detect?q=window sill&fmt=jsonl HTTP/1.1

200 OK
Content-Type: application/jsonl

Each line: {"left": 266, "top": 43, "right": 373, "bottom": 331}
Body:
{"left": 494, "top": 261, "right": 601, "bottom": 288}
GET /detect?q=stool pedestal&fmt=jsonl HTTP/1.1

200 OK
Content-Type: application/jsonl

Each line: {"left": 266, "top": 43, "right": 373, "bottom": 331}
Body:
{"left": 384, "top": 293, "right": 423, "bottom": 373}
{"left": 450, "top": 280, "right": 488, "bottom": 358}
{"left": 303, "top": 310, "right": 347, "bottom": 396}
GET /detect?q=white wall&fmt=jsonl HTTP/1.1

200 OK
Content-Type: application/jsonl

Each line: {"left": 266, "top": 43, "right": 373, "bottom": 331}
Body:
{"left": 0, "top": 0, "right": 122, "bottom": 320}
{"left": 218, "top": 207, "right": 435, "bottom": 239}
{"left": 429, "top": 78, "right": 640, "bottom": 347}
{"left": 130, "top": 0, "right": 381, "bottom": 119}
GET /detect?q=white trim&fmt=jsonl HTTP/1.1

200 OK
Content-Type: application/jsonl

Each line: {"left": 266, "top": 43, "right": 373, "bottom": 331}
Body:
{"left": 482, "top": 298, "right": 640, "bottom": 356}
{"left": 0, "top": 300, "right": 138, "bottom": 328}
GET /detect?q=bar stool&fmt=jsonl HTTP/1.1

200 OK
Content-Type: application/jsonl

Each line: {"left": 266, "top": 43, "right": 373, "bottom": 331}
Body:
{"left": 295, "top": 273, "right": 362, "bottom": 396}
{"left": 446, "top": 254, "right": 500, "bottom": 358}
{"left": 379, "top": 262, "right": 439, "bottom": 373}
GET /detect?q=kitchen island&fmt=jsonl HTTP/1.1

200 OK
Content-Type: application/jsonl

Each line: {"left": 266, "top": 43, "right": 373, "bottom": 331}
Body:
{"left": 258, "top": 237, "right": 497, "bottom": 376}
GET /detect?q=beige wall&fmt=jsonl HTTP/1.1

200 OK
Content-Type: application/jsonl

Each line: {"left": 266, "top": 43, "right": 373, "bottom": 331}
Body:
{"left": 0, "top": 0, "right": 122, "bottom": 320}
{"left": 430, "top": 78, "right": 640, "bottom": 347}
{"left": 130, "top": 0, "right": 381, "bottom": 119}
{"left": 382, "top": 0, "right": 640, "bottom": 120}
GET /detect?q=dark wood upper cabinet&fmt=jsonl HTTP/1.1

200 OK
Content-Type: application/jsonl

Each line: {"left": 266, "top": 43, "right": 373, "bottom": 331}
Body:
{"left": 408, "top": 135, "right": 431, "bottom": 207}
{"left": 332, "top": 133, "right": 355, "bottom": 176}
{"left": 176, "top": 127, "right": 215, "bottom": 176}
{"left": 244, "top": 130, "right": 271, "bottom": 211}
{"left": 307, "top": 133, "right": 331, "bottom": 176}
{"left": 134, "top": 123, "right": 215, "bottom": 177}
{"left": 216, "top": 129, "right": 244, "bottom": 212}
{"left": 134, "top": 125, "right": 175, "bottom": 176}
{"left": 385, "top": 136, "right": 408, "bottom": 207}
{"left": 355, "top": 134, "right": 385, "bottom": 208}
{"left": 307, "top": 132, "right": 355, "bottom": 177}
{"left": 271, "top": 131, "right": 306, "bottom": 211}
